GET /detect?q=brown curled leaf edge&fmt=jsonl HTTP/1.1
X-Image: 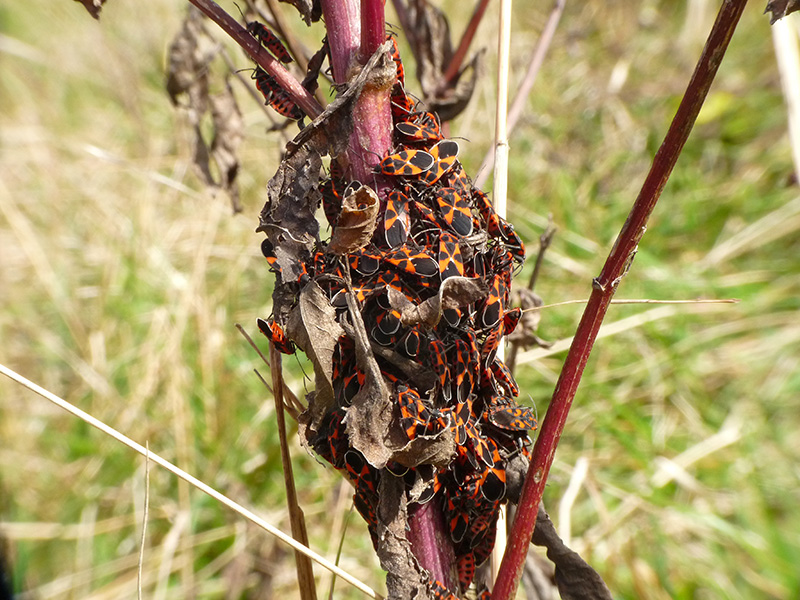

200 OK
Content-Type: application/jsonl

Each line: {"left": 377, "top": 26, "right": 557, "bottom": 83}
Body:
{"left": 73, "top": 0, "right": 107, "bottom": 20}
{"left": 765, "top": 0, "right": 800, "bottom": 23}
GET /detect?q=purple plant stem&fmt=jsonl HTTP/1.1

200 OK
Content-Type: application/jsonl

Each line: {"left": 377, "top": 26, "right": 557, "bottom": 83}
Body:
{"left": 360, "top": 0, "right": 386, "bottom": 64}
{"left": 407, "top": 502, "right": 457, "bottom": 589}
{"left": 321, "top": 0, "right": 361, "bottom": 84}
{"left": 359, "top": 0, "right": 453, "bottom": 587}
{"left": 491, "top": 1, "right": 750, "bottom": 599}
{"left": 188, "top": 0, "right": 323, "bottom": 119}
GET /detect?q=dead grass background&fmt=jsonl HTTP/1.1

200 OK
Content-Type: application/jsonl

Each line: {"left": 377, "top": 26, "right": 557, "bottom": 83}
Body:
{"left": 1, "top": 1, "right": 799, "bottom": 598}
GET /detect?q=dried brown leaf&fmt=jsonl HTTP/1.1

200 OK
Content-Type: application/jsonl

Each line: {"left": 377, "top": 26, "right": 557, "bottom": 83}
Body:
{"left": 431, "top": 50, "right": 483, "bottom": 123}
{"left": 531, "top": 506, "right": 613, "bottom": 600}
{"left": 166, "top": 8, "right": 210, "bottom": 113}
{"left": 73, "top": 0, "right": 106, "bottom": 19}
{"left": 390, "top": 277, "right": 487, "bottom": 328}
{"left": 258, "top": 141, "right": 323, "bottom": 319}
{"left": 765, "top": 0, "right": 800, "bottom": 23}
{"left": 402, "top": 0, "right": 480, "bottom": 121}
{"left": 167, "top": 9, "right": 243, "bottom": 212}
{"left": 285, "top": 281, "right": 343, "bottom": 422}
{"left": 279, "top": 0, "right": 321, "bottom": 25}
{"left": 388, "top": 426, "right": 454, "bottom": 470}
{"left": 210, "top": 84, "right": 244, "bottom": 213}
{"left": 328, "top": 185, "right": 380, "bottom": 255}
{"left": 340, "top": 290, "right": 394, "bottom": 469}
{"left": 508, "top": 287, "right": 550, "bottom": 348}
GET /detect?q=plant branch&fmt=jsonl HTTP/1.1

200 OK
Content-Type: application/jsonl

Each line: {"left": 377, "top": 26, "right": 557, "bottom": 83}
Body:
{"left": 360, "top": 0, "right": 387, "bottom": 63}
{"left": 321, "top": 0, "right": 361, "bottom": 84}
{"left": 491, "top": 1, "right": 750, "bottom": 598}
{"left": 269, "top": 345, "right": 318, "bottom": 600}
{"left": 188, "top": 0, "right": 323, "bottom": 119}
{"left": 441, "top": 0, "right": 491, "bottom": 86}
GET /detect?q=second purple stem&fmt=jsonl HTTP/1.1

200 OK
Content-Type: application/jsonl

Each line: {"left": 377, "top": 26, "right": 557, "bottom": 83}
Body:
{"left": 492, "top": 1, "right": 750, "bottom": 598}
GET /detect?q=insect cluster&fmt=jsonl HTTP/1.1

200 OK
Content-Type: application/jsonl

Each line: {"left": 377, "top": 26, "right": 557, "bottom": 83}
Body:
{"left": 257, "top": 35, "right": 537, "bottom": 599}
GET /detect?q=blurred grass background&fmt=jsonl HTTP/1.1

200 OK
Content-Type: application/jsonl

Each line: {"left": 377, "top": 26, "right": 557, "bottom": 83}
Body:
{"left": 1, "top": 0, "right": 798, "bottom": 598}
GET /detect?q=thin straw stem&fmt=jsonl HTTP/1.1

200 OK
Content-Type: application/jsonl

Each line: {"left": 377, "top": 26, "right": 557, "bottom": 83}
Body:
{"left": 490, "top": 0, "right": 513, "bottom": 582}
{"left": 0, "top": 362, "right": 383, "bottom": 600}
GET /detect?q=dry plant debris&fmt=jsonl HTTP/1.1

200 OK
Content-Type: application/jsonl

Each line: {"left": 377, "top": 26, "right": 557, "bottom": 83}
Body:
{"left": 257, "top": 35, "right": 541, "bottom": 598}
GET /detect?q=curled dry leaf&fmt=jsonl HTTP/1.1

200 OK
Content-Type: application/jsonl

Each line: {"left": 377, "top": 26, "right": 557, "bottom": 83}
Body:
{"left": 166, "top": 9, "right": 209, "bottom": 111}
{"left": 433, "top": 50, "right": 483, "bottom": 123}
{"left": 279, "top": 0, "right": 322, "bottom": 26}
{"left": 73, "top": 0, "right": 106, "bottom": 19}
{"left": 258, "top": 142, "right": 323, "bottom": 318}
{"left": 210, "top": 84, "right": 244, "bottom": 213}
{"left": 340, "top": 292, "right": 394, "bottom": 469}
{"left": 531, "top": 505, "right": 613, "bottom": 600}
{"left": 327, "top": 185, "right": 380, "bottom": 255}
{"left": 301, "top": 38, "right": 330, "bottom": 96}
{"left": 388, "top": 276, "right": 487, "bottom": 328}
{"left": 167, "top": 8, "right": 244, "bottom": 212}
{"left": 765, "top": 0, "right": 800, "bottom": 23}
{"left": 285, "top": 281, "right": 344, "bottom": 424}
{"left": 402, "top": 0, "right": 482, "bottom": 121}
{"left": 509, "top": 287, "right": 552, "bottom": 348}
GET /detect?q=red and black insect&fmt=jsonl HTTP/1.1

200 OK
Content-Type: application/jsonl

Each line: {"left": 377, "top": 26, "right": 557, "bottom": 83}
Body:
{"left": 261, "top": 238, "right": 308, "bottom": 282}
{"left": 253, "top": 68, "right": 303, "bottom": 119}
{"left": 398, "top": 327, "right": 422, "bottom": 359}
{"left": 428, "top": 578, "right": 459, "bottom": 600}
{"left": 457, "top": 552, "right": 476, "bottom": 592}
{"left": 349, "top": 250, "right": 382, "bottom": 276}
{"left": 437, "top": 232, "right": 465, "bottom": 280}
{"left": 310, "top": 408, "right": 349, "bottom": 468}
{"left": 490, "top": 359, "right": 520, "bottom": 397}
{"left": 417, "top": 140, "right": 460, "bottom": 187}
{"left": 371, "top": 307, "right": 403, "bottom": 346}
{"left": 353, "top": 484, "right": 379, "bottom": 549}
{"left": 385, "top": 245, "right": 439, "bottom": 278}
{"left": 397, "top": 384, "right": 449, "bottom": 440}
{"left": 396, "top": 112, "right": 441, "bottom": 144}
{"left": 335, "top": 369, "right": 365, "bottom": 405}
{"left": 388, "top": 35, "right": 405, "bottom": 87}
{"left": 247, "top": 21, "right": 293, "bottom": 63}
{"left": 502, "top": 307, "right": 522, "bottom": 336}
{"left": 477, "top": 454, "right": 506, "bottom": 502}
{"left": 480, "top": 323, "right": 504, "bottom": 370}
{"left": 345, "top": 449, "right": 378, "bottom": 492}
{"left": 383, "top": 189, "right": 411, "bottom": 248}
{"left": 429, "top": 339, "right": 451, "bottom": 401}
{"left": 486, "top": 402, "right": 537, "bottom": 432}
{"left": 379, "top": 148, "right": 435, "bottom": 177}
{"left": 257, "top": 317, "right": 296, "bottom": 354}
{"left": 477, "top": 273, "right": 507, "bottom": 330}
{"left": 447, "top": 497, "right": 470, "bottom": 544}
{"left": 391, "top": 84, "right": 416, "bottom": 121}
{"left": 434, "top": 187, "right": 474, "bottom": 237}
{"left": 451, "top": 338, "right": 476, "bottom": 404}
